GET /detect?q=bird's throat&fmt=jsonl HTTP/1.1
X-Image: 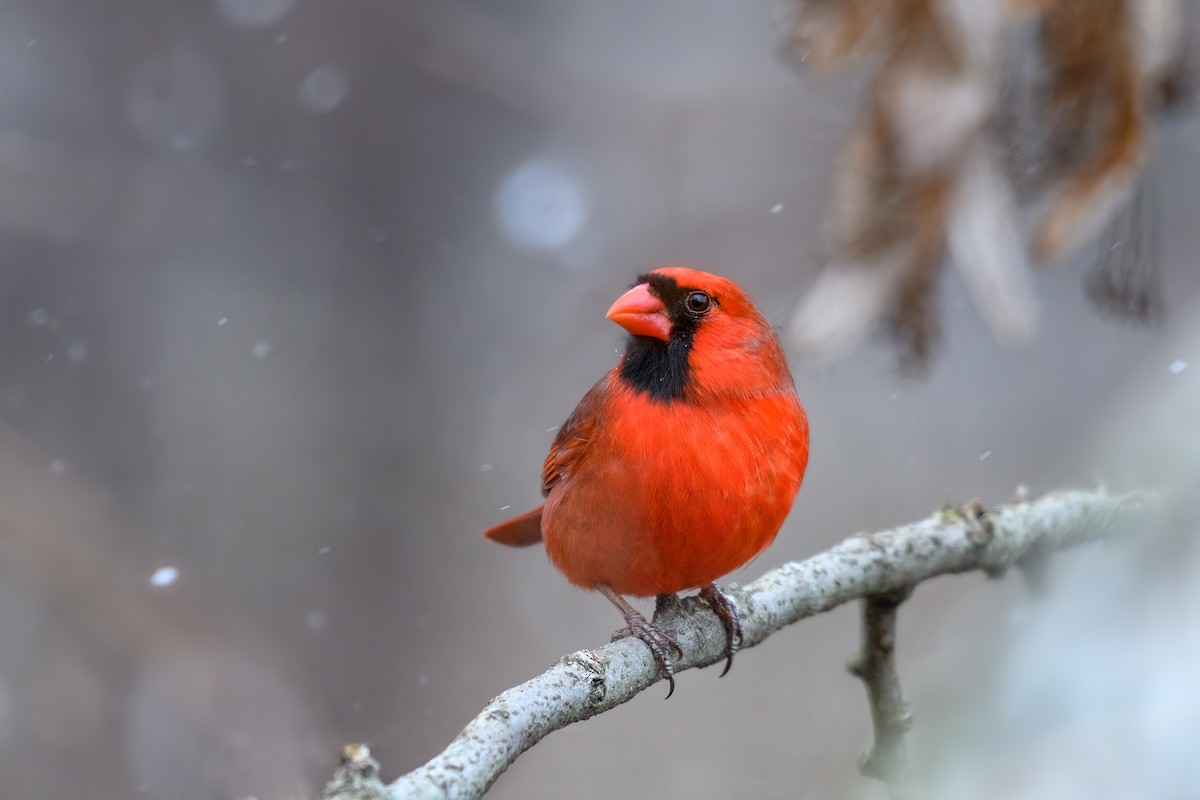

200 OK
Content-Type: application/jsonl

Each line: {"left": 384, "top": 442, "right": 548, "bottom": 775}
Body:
{"left": 617, "top": 334, "right": 692, "bottom": 401}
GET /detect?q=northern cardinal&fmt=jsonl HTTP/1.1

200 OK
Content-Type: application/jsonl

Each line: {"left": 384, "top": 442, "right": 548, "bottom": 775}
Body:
{"left": 485, "top": 268, "right": 809, "bottom": 695}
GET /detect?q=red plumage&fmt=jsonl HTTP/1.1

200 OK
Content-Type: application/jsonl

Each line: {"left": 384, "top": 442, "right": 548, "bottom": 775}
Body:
{"left": 484, "top": 267, "right": 809, "bottom": 689}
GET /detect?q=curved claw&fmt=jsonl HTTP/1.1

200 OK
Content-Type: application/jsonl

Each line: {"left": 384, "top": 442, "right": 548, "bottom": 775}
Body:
{"left": 610, "top": 612, "right": 682, "bottom": 698}
{"left": 700, "top": 584, "right": 743, "bottom": 677}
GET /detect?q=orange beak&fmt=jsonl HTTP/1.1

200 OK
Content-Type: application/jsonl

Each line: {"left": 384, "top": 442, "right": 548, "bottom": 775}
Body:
{"left": 606, "top": 283, "right": 671, "bottom": 341}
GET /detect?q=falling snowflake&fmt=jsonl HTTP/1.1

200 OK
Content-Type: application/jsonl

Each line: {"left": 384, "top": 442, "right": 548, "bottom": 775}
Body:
{"left": 298, "top": 65, "right": 350, "bottom": 115}
{"left": 149, "top": 566, "right": 179, "bottom": 587}
{"left": 495, "top": 159, "right": 589, "bottom": 252}
{"left": 216, "top": 0, "right": 295, "bottom": 28}
{"left": 67, "top": 340, "right": 88, "bottom": 364}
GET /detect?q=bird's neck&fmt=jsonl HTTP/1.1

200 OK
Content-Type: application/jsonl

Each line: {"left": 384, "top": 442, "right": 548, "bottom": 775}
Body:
{"left": 616, "top": 333, "right": 793, "bottom": 403}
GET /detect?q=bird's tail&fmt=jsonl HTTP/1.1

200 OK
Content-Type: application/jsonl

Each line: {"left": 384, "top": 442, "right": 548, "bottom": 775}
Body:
{"left": 483, "top": 505, "right": 544, "bottom": 547}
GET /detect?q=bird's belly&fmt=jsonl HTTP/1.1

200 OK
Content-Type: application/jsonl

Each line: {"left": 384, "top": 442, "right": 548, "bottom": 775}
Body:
{"left": 542, "top": 400, "right": 805, "bottom": 597}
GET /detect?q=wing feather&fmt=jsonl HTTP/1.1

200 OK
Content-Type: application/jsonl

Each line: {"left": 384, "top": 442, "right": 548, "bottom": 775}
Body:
{"left": 540, "top": 379, "right": 605, "bottom": 496}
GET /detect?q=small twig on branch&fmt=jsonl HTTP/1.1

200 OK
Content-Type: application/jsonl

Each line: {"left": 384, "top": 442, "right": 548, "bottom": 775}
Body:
{"left": 319, "top": 488, "right": 1156, "bottom": 800}
{"left": 320, "top": 746, "right": 389, "bottom": 800}
{"left": 848, "top": 588, "right": 913, "bottom": 799}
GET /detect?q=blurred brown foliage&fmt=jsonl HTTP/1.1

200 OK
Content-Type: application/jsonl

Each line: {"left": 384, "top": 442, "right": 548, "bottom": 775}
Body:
{"left": 786, "top": 0, "right": 1193, "bottom": 370}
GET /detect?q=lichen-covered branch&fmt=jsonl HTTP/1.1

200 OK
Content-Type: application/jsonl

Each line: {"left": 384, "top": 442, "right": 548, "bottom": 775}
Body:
{"left": 320, "top": 488, "right": 1156, "bottom": 800}
{"left": 848, "top": 589, "right": 913, "bottom": 799}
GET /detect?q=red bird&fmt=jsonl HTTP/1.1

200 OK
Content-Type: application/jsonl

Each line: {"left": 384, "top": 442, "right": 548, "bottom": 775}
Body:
{"left": 485, "top": 268, "right": 809, "bottom": 695}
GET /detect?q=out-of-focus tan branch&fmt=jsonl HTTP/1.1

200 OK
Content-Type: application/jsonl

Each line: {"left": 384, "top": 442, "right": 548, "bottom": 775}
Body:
{"left": 319, "top": 488, "right": 1157, "bottom": 800}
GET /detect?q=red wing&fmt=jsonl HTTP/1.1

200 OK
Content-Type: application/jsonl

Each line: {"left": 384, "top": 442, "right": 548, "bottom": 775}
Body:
{"left": 483, "top": 380, "right": 606, "bottom": 548}
{"left": 540, "top": 379, "right": 606, "bottom": 497}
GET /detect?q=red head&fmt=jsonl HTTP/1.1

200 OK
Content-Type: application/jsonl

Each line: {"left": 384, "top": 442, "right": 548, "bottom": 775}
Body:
{"left": 606, "top": 267, "right": 793, "bottom": 402}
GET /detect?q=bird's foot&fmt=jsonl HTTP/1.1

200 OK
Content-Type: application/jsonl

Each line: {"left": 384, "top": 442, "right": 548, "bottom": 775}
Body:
{"left": 610, "top": 607, "right": 683, "bottom": 698}
{"left": 610, "top": 594, "right": 679, "bottom": 640}
{"left": 700, "top": 583, "right": 743, "bottom": 677}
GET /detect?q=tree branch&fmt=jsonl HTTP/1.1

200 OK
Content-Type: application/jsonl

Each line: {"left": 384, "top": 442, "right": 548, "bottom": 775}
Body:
{"left": 319, "top": 488, "right": 1156, "bottom": 799}
{"left": 848, "top": 589, "right": 913, "bottom": 798}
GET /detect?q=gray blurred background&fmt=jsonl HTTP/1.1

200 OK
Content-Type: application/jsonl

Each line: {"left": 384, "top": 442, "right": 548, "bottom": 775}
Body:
{"left": 0, "top": 1, "right": 1197, "bottom": 798}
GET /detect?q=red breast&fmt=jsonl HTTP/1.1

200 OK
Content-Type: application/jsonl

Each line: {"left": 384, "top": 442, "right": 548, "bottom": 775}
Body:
{"left": 485, "top": 267, "right": 809, "bottom": 597}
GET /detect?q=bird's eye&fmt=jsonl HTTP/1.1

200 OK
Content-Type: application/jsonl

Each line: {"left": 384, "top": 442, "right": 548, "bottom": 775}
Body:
{"left": 685, "top": 291, "right": 711, "bottom": 315}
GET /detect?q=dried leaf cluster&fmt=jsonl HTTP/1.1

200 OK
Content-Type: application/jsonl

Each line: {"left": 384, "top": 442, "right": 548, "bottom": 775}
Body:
{"left": 785, "top": 0, "right": 1192, "bottom": 369}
